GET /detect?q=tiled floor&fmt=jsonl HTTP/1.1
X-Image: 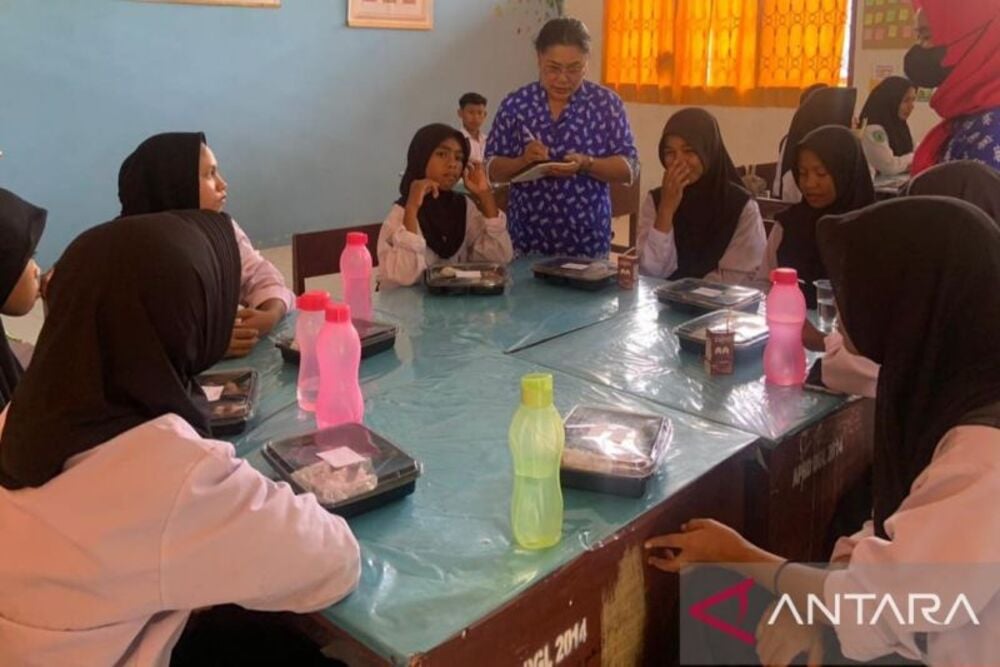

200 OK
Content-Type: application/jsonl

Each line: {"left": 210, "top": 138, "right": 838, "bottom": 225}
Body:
{"left": 3, "top": 216, "right": 632, "bottom": 346}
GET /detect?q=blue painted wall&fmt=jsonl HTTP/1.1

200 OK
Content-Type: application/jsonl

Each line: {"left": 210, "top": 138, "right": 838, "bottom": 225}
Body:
{"left": 0, "top": 0, "right": 552, "bottom": 266}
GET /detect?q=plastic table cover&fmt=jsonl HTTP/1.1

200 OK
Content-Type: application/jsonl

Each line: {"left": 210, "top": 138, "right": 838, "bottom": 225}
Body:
{"left": 369, "top": 257, "right": 658, "bottom": 353}
{"left": 211, "top": 259, "right": 772, "bottom": 663}
{"left": 513, "top": 302, "right": 847, "bottom": 443}
{"left": 218, "top": 332, "right": 757, "bottom": 663}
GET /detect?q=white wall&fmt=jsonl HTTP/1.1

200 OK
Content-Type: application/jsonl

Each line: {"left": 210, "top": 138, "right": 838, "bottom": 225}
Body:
{"left": 0, "top": 0, "right": 544, "bottom": 265}
{"left": 565, "top": 0, "right": 939, "bottom": 195}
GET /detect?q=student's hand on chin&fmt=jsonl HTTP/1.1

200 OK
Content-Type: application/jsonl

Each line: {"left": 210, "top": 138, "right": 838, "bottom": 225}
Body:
{"left": 644, "top": 518, "right": 753, "bottom": 572}
{"left": 407, "top": 179, "right": 441, "bottom": 209}
{"left": 756, "top": 600, "right": 824, "bottom": 667}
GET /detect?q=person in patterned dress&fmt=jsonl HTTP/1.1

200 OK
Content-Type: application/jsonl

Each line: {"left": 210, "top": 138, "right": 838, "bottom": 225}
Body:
{"left": 486, "top": 17, "right": 639, "bottom": 258}
{"left": 908, "top": 0, "right": 1000, "bottom": 174}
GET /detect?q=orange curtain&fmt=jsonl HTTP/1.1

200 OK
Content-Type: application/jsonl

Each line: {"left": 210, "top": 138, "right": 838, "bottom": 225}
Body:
{"left": 758, "top": 0, "right": 849, "bottom": 88}
{"left": 603, "top": 0, "right": 848, "bottom": 108}
{"left": 603, "top": 0, "right": 676, "bottom": 103}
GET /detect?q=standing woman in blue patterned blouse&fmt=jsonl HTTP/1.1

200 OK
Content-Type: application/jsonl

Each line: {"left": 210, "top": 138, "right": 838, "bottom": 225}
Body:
{"left": 486, "top": 18, "right": 639, "bottom": 258}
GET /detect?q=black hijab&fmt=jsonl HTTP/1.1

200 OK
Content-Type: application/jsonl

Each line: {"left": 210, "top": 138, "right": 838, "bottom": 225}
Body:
{"left": 0, "top": 189, "right": 46, "bottom": 409}
{"left": 817, "top": 197, "right": 1000, "bottom": 539}
{"left": 800, "top": 83, "right": 829, "bottom": 106}
{"left": 650, "top": 108, "right": 751, "bottom": 280}
{"left": 859, "top": 76, "right": 915, "bottom": 157}
{"left": 776, "top": 125, "right": 875, "bottom": 307}
{"left": 778, "top": 87, "right": 858, "bottom": 197}
{"left": 395, "top": 124, "right": 471, "bottom": 260}
{"left": 906, "top": 160, "right": 1000, "bottom": 224}
{"left": 118, "top": 132, "right": 206, "bottom": 216}
{"left": 0, "top": 210, "right": 240, "bottom": 489}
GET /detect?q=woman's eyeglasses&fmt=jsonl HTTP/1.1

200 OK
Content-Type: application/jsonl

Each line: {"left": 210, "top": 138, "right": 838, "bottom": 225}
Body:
{"left": 542, "top": 63, "right": 586, "bottom": 80}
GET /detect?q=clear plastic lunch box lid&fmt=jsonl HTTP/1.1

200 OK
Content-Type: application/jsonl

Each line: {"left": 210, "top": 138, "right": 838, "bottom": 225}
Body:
{"left": 656, "top": 278, "right": 762, "bottom": 309}
{"left": 561, "top": 405, "right": 673, "bottom": 479}
{"left": 673, "top": 309, "right": 770, "bottom": 348}
{"left": 263, "top": 424, "right": 421, "bottom": 508}
{"left": 424, "top": 263, "right": 508, "bottom": 290}
{"left": 532, "top": 257, "right": 618, "bottom": 281}
{"left": 198, "top": 369, "right": 257, "bottom": 422}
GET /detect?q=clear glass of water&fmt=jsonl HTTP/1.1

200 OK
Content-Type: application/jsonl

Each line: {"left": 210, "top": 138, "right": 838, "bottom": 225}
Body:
{"left": 813, "top": 279, "right": 837, "bottom": 332}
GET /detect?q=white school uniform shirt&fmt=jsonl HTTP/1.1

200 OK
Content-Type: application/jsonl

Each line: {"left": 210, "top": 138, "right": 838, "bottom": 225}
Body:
{"left": 754, "top": 222, "right": 788, "bottom": 284}
{"left": 460, "top": 128, "right": 486, "bottom": 165}
{"left": 376, "top": 201, "right": 514, "bottom": 289}
{"left": 861, "top": 124, "right": 914, "bottom": 177}
{"left": 821, "top": 330, "right": 880, "bottom": 398}
{"left": 0, "top": 410, "right": 360, "bottom": 667}
{"left": 826, "top": 425, "right": 1000, "bottom": 665}
{"left": 636, "top": 191, "right": 767, "bottom": 285}
{"left": 232, "top": 219, "right": 295, "bottom": 311}
{"left": 774, "top": 139, "right": 803, "bottom": 203}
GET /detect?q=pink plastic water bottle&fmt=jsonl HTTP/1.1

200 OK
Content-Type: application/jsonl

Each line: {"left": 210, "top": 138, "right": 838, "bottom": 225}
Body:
{"left": 763, "top": 268, "right": 806, "bottom": 386}
{"left": 315, "top": 303, "right": 364, "bottom": 429}
{"left": 341, "top": 232, "right": 373, "bottom": 322}
{"left": 295, "top": 290, "right": 329, "bottom": 412}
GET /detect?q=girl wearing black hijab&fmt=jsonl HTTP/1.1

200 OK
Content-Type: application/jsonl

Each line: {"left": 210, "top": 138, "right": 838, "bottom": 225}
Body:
{"left": 0, "top": 211, "right": 359, "bottom": 666}
{"left": 646, "top": 197, "right": 1000, "bottom": 666}
{"left": 818, "top": 160, "right": 1000, "bottom": 398}
{"left": 860, "top": 76, "right": 917, "bottom": 177}
{"left": 774, "top": 87, "right": 858, "bottom": 202}
{"left": 118, "top": 132, "right": 294, "bottom": 358}
{"left": 377, "top": 123, "right": 513, "bottom": 288}
{"left": 757, "top": 125, "right": 876, "bottom": 307}
{"left": 773, "top": 83, "right": 829, "bottom": 192}
{"left": 0, "top": 188, "right": 46, "bottom": 410}
{"left": 637, "top": 108, "right": 766, "bottom": 283}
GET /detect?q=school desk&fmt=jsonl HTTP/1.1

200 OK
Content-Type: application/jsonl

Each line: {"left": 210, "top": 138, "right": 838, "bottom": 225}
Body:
{"left": 513, "top": 301, "right": 874, "bottom": 562}
{"left": 873, "top": 173, "right": 910, "bottom": 199}
{"left": 213, "top": 258, "right": 871, "bottom": 665}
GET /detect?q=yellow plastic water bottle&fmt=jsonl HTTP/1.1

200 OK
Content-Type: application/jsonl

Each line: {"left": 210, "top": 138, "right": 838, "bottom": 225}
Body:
{"left": 509, "top": 373, "right": 564, "bottom": 550}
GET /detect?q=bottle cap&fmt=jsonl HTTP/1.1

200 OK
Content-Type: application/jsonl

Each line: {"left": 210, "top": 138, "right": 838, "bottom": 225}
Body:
{"left": 325, "top": 303, "right": 351, "bottom": 323}
{"left": 520, "top": 373, "right": 554, "bottom": 408}
{"left": 771, "top": 268, "right": 799, "bottom": 285}
{"left": 296, "top": 290, "right": 330, "bottom": 312}
{"left": 346, "top": 232, "right": 368, "bottom": 246}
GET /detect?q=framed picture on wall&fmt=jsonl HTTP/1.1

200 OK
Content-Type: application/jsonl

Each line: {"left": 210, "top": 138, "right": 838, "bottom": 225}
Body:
{"left": 347, "top": 0, "right": 433, "bottom": 30}
{"left": 139, "top": 0, "right": 280, "bottom": 6}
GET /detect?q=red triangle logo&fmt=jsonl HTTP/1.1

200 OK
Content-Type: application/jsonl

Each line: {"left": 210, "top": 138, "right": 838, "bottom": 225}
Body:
{"left": 688, "top": 576, "right": 757, "bottom": 646}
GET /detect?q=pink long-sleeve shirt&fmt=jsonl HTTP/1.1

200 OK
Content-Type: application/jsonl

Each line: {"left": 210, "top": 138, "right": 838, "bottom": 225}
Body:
{"left": 0, "top": 411, "right": 359, "bottom": 667}
{"left": 827, "top": 426, "right": 1000, "bottom": 665}
{"left": 232, "top": 220, "right": 294, "bottom": 310}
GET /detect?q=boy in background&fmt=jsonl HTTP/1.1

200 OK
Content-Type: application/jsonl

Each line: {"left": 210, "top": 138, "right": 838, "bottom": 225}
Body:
{"left": 457, "top": 92, "right": 488, "bottom": 165}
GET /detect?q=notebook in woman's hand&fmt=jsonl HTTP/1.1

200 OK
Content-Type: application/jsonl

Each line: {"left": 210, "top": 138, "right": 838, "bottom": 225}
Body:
{"left": 510, "top": 160, "right": 576, "bottom": 184}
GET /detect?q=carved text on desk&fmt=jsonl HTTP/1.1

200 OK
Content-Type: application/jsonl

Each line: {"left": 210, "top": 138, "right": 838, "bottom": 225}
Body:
{"left": 523, "top": 616, "right": 589, "bottom": 667}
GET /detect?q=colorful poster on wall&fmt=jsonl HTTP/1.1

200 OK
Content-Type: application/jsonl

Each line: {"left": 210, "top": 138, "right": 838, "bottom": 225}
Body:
{"left": 861, "top": 0, "right": 916, "bottom": 50}
{"left": 870, "top": 63, "right": 896, "bottom": 90}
